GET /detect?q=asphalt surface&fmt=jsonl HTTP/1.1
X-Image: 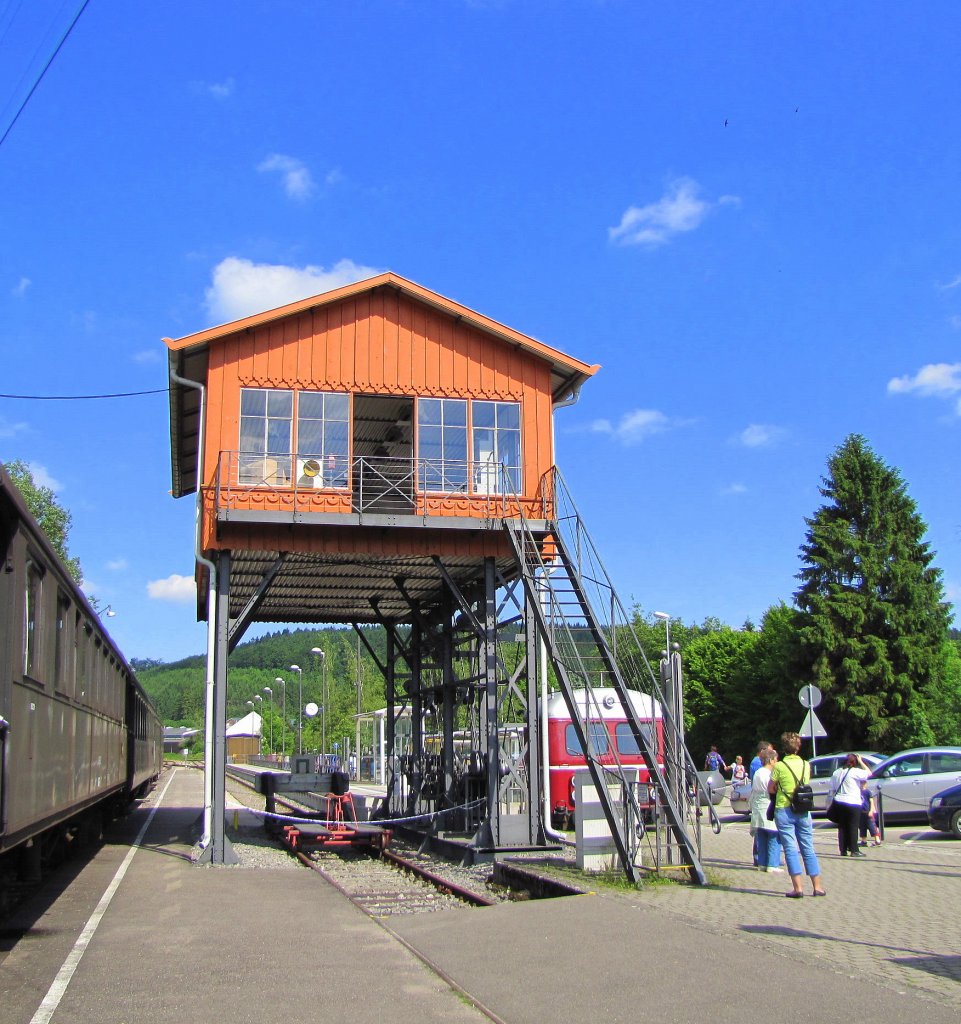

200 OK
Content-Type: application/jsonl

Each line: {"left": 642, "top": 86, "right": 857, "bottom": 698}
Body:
{"left": 2, "top": 768, "right": 958, "bottom": 1024}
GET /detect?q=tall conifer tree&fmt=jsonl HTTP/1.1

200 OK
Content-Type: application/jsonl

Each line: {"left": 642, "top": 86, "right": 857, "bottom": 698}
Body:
{"left": 794, "top": 435, "right": 951, "bottom": 750}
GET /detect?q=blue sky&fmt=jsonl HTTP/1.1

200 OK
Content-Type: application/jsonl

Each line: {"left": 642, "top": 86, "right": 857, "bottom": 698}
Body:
{"left": 2, "top": 1, "right": 959, "bottom": 664}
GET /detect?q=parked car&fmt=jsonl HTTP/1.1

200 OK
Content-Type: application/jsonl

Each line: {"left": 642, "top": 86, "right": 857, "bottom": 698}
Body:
{"left": 928, "top": 783, "right": 961, "bottom": 837}
{"left": 808, "top": 752, "right": 886, "bottom": 812}
{"left": 728, "top": 751, "right": 885, "bottom": 816}
{"left": 926, "top": 782, "right": 958, "bottom": 839}
{"left": 868, "top": 747, "right": 961, "bottom": 822}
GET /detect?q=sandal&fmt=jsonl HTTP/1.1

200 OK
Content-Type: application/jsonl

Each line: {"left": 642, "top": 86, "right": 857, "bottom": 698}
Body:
{"left": 785, "top": 891, "right": 804, "bottom": 898}
{"left": 812, "top": 889, "right": 827, "bottom": 897}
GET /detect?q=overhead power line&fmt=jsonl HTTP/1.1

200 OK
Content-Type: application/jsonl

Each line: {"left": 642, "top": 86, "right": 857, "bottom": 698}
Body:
{"left": 0, "top": 0, "right": 92, "bottom": 151}
{"left": 0, "top": 388, "right": 168, "bottom": 400}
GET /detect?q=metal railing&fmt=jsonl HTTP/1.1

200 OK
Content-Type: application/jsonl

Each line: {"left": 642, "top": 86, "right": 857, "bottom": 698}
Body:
{"left": 213, "top": 451, "right": 542, "bottom": 520}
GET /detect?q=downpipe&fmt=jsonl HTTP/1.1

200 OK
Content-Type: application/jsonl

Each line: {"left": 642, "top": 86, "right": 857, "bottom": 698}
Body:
{"left": 168, "top": 366, "right": 218, "bottom": 852}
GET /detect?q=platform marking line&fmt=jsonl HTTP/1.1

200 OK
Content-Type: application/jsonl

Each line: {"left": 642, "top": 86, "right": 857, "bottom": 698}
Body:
{"left": 29, "top": 769, "right": 177, "bottom": 1024}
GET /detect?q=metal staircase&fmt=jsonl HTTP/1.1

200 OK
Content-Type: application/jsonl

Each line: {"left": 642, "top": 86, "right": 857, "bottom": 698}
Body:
{"left": 503, "top": 468, "right": 707, "bottom": 885}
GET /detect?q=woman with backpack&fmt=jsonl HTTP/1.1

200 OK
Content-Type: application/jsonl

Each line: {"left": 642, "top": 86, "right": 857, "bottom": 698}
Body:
{"left": 769, "top": 732, "right": 825, "bottom": 898}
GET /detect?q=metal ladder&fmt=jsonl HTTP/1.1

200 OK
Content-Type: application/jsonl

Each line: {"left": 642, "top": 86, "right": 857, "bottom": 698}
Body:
{"left": 503, "top": 467, "right": 707, "bottom": 885}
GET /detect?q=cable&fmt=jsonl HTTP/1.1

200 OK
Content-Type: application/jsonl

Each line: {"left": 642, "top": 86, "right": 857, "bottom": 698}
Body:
{"left": 0, "top": 0, "right": 92, "bottom": 151}
{"left": 0, "top": 388, "right": 168, "bottom": 400}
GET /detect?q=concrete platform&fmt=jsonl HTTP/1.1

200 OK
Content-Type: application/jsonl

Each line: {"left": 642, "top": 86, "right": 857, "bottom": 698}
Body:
{"left": 2, "top": 766, "right": 959, "bottom": 1024}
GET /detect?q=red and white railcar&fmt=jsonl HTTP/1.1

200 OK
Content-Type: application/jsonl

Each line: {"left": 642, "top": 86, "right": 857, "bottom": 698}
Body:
{"left": 545, "top": 688, "right": 663, "bottom": 828}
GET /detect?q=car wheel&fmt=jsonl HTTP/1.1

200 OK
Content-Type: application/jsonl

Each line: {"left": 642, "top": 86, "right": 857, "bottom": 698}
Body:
{"left": 951, "top": 809, "right": 961, "bottom": 839}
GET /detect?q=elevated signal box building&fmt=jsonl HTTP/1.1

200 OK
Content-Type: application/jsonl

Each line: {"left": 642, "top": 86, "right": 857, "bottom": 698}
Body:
{"left": 165, "top": 273, "right": 704, "bottom": 882}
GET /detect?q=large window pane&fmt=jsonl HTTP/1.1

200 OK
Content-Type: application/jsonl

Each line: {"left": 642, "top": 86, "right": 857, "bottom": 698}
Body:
{"left": 295, "top": 390, "right": 350, "bottom": 488}
{"left": 472, "top": 400, "right": 521, "bottom": 494}
{"left": 418, "top": 399, "right": 468, "bottom": 492}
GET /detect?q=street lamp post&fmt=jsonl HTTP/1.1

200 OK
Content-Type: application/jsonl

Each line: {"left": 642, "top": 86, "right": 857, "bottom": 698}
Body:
{"left": 253, "top": 694, "right": 264, "bottom": 754}
{"left": 263, "top": 686, "right": 273, "bottom": 754}
{"left": 310, "top": 647, "right": 326, "bottom": 764}
{"left": 289, "top": 665, "right": 303, "bottom": 755}
{"left": 273, "top": 678, "right": 287, "bottom": 760}
{"left": 245, "top": 701, "right": 255, "bottom": 759}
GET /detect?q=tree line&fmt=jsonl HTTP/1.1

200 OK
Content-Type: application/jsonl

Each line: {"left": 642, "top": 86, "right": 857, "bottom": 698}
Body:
{"left": 8, "top": 433, "right": 961, "bottom": 760}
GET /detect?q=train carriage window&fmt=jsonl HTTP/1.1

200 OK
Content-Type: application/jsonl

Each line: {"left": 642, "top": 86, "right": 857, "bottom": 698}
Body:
{"left": 565, "top": 722, "right": 609, "bottom": 757}
{"left": 614, "top": 722, "right": 652, "bottom": 755}
{"left": 24, "top": 558, "right": 44, "bottom": 680}
{"left": 55, "top": 590, "right": 73, "bottom": 695}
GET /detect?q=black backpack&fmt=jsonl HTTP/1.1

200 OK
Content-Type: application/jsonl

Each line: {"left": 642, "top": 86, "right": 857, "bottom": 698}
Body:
{"left": 783, "top": 760, "right": 815, "bottom": 814}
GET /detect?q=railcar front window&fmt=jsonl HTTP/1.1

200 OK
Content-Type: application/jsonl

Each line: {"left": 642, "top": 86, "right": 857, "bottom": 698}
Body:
{"left": 565, "top": 722, "right": 610, "bottom": 757}
{"left": 615, "top": 722, "right": 652, "bottom": 755}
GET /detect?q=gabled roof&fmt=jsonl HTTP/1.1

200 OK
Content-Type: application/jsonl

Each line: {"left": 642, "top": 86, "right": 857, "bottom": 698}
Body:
{"left": 165, "top": 272, "right": 598, "bottom": 497}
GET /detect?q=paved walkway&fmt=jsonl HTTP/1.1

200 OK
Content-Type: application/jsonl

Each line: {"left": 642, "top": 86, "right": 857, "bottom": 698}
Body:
{"left": 2, "top": 769, "right": 959, "bottom": 1024}
{"left": 646, "top": 810, "right": 961, "bottom": 1007}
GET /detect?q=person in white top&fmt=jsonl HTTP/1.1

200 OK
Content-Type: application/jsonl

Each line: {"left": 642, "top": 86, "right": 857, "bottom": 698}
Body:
{"left": 829, "top": 753, "right": 872, "bottom": 857}
{"left": 750, "top": 748, "right": 783, "bottom": 871}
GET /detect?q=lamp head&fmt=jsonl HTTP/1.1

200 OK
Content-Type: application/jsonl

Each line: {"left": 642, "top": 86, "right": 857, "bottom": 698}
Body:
{"left": 289, "top": 664, "right": 301, "bottom": 673}
{"left": 653, "top": 611, "right": 670, "bottom": 621}
{"left": 263, "top": 686, "right": 272, "bottom": 695}
{"left": 274, "top": 677, "right": 285, "bottom": 685}
{"left": 310, "top": 647, "right": 324, "bottom": 658}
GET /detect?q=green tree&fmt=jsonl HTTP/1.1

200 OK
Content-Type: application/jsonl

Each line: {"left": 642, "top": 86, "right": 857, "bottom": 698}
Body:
{"left": 4, "top": 459, "right": 82, "bottom": 584}
{"left": 794, "top": 434, "right": 952, "bottom": 750}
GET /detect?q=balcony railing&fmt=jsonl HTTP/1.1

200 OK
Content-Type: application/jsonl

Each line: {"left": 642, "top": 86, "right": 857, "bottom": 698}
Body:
{"left": 212, "top": 451, "right": 547, "bottom": 521}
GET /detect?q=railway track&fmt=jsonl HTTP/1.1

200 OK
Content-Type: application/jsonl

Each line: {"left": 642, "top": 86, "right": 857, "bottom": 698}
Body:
{"left": 225, "top": 772, "right": 507, "bottom": 915}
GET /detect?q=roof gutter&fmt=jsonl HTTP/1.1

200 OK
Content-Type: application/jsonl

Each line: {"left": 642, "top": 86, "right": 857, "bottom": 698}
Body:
{"left": 168, "top": 362, "right": 217, "bottom": 853}
{"left": 552, "top": 379, "right": 585, "bottom": 411}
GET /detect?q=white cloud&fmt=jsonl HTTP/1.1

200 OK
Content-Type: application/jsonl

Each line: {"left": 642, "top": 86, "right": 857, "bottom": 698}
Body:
{"left": 736, "top": 423, "right": 787, "bottom": 448}
{"left": 608, "top": 178, "right": 739, "bottom": 247}
{"left": 937, "top": 274, "right": 961, "bottom": 291}
{"left": 208, "top": 77, "right": 235, "bottom": 99}
{"left": 204, "top": 256, "right": 383, "bottom": 323}
{"left": 107, "top": 558, "right": 129, "bottom": 571}
{"left": 132, "top": 348, "right": 162, "bottom": 365}
{"left": 147, "top": 574, "right": 197, "bottom": 603}
{"left": 720, "top": 482, "right": 747, "bottom": 496}
{"left": 590, "top": 408, "right": 672, "bottom": 445}
{"left": 29, "top": 463, "right": 62, "bottom": 491}
{"left": 887, "top": 363, "right": 961, "bottom": 397}
{"left": 258, "top": 153, "right": 315, "bottom": 200}
{"left": 12, "top": 276, "right": 30, "bottom": 297}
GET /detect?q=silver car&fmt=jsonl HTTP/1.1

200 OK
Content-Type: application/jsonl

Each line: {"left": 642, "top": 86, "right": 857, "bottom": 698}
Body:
{"left": 868, "top": 747, "right": 961, "bottom": 821}
{"left": 808, "top": 751, "right": 885, "bottom": 812}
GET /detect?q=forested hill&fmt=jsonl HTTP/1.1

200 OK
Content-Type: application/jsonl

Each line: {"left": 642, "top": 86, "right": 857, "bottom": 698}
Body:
{"left": 135, "top": 626, "right": 389, "bottom": 751}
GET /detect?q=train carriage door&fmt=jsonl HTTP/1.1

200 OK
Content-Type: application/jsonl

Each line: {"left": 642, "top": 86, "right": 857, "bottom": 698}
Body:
{"left": 352, "top": 395, "right": 414, "bottom": 514}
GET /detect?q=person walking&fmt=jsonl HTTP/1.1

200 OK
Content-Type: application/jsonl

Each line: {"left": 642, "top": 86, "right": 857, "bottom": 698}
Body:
{"left": 731, "top": 755, "right": 748, "bottom": 785}
{"left": 704, "top": 745, "right": 727, "bottom": 774}
{"left": 769, "top": 732, "right": 824, "bottom": 898}
{"left": 750, "top": 748, "right": 783, "bottom": 872}
{"left": 829, "top": 753, "right": 871, "bottom": 857}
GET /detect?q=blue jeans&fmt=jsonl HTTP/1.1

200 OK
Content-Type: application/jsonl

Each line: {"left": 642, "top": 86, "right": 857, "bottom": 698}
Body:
{"left": 774, "top": 806, "right": 820, "bottom": 878}
{"left": 756, "top": 828, "right": 783, "bottom": 869}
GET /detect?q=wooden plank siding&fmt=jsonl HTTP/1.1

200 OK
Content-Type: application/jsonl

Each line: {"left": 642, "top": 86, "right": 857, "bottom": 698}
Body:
{"left": 187, "top": 284, "right": 569, "bottom": 556}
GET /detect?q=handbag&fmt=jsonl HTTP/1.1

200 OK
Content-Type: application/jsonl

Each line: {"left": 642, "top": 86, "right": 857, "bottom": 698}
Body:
{"left": 825, "top": 769, "right": 850, "bottom": 824}
{"left": 783, "top": 760, "right": 815, "bottom": 813}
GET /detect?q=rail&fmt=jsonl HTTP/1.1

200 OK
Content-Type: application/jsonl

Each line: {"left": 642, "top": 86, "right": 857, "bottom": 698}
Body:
{"left": 212, "top": 450, "right": 547, "bottom": 520}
